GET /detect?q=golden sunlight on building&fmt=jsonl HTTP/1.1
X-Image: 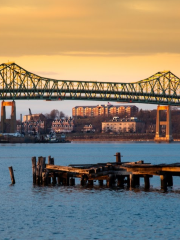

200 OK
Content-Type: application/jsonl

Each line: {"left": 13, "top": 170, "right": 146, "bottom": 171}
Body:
{"left": 102, "top": 117, "right": 145, "bottom": 133}
{"left": 72, "top": 105, "right": 138, "bottom": 117}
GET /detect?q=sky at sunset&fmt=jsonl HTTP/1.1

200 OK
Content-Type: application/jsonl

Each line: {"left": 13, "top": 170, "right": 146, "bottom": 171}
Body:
{"left": 1, "top": 0, "right": 180, "bottom": 118}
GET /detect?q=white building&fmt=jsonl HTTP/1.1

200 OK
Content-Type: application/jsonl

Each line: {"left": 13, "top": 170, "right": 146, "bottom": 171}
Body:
{"left": 102, "top": 117, "right": 145, "bottom": 133}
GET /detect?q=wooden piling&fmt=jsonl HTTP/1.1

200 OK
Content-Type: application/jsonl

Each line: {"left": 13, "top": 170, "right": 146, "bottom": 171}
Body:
{"left": 57, "top": 174, "right": 62, "bottom": 185}
{"left": 36, "top": 165, "right": 40, "bottom": 184}
{"left": 52, "top": 173, "right": 57, "bottom": 185}
{"left": 80, "top": 176, "right": 87, "bottom": 186}
{"left": 48, "top": 156, "right": 51, "bottom": 164}
{"left": 167, "top": 174, "right": 173, "bottom": 187}
{"left": 38, "top": 157, "right": 43, "bottom": 184}
{"left": 32, "top": 157, "right": 36, "bottom": 184}
{"left": 48, "top": 174, "right": 51, "bottom": 184}
{"left": 66, "top": 176, "right": 70, "bottom": 186}
{"left": 160, "top": 175, "right": 167, "bottom": 190}
{"left": 134, "top": 175, "right": 140, "bottom": 187}
{"left": 126, "top": 176, "right": 130, "bottom": 187}
{"left": 41, "top": 157, "right": 46, "bottom": 172}
{"left": 48, "top": 156, "right": 54, "bottom": 165}
{"left": 115, "top": 152, "right": 121, "bottom": 163}
{"left": 70, "top": 178, "right": 75, "bottom": 186}
{"left": 130, "top": 174, "right": 140, "bottom": 187}
{"left": 117, "top": 176, "right": 124, "bottom": 187}
{"left": 99, "top": 180, "right": 103, "bottom": 186}
{"left": 62, "top": 173, "right": 70, "bottom": 186}
{"left": 42, "top": 172, "right": 48, "bottom": 185}
{"left": 130, "top": 174, "right": 135, "bottom": 188}
{"left": 88, "top": 180, "right": 94, "bottom": 186}
{"left": 107, "top": 175, "right": 115, "bottom": 187}
{"left": 144, "top": 175, "right": 150, "bottom": 189}
{"left": 8, "top": 166, "right": 15, "bottom": 184}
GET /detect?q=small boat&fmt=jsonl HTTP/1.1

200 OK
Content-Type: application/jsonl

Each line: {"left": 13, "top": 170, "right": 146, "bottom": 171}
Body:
{"left": 45, "top": 131, "right": 59, "bottom": 143}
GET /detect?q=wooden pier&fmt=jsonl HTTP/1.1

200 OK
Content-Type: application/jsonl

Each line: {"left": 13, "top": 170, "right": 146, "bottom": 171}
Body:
{"left": 32, "top": 153, "right": 180, "bottom": 191}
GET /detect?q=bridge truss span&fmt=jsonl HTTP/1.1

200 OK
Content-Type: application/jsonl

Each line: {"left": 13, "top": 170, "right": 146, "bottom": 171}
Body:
{"left": 0, "top": 62, "right": 180, "bottom": 105}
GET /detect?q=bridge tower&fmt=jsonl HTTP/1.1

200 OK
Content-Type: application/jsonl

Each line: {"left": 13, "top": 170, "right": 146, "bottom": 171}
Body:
{"left": 1, "top": 101, "right": 16, "bottom": 133}
{"left": 154, "top": 105, "right": 173, "bottom": 143}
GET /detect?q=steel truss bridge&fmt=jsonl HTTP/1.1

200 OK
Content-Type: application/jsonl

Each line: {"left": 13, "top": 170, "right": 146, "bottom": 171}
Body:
{"left": 1, "top": 62, "right": 180, "bottom": 105}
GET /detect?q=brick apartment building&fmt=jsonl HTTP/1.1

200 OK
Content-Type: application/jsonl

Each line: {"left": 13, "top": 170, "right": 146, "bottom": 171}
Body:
{"left": 72, "top": 105, "right": 138, "bottom": 117}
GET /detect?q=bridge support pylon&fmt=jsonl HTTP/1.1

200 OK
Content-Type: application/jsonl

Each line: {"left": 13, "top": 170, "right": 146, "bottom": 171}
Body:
{"left": 1, "top": 101, "right": 16, "bottom": 133}
{"left": 154, "top": 105, "right": 173, "bottom": 143}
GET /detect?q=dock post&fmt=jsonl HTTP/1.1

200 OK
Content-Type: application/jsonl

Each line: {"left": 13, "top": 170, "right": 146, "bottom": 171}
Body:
{"left": 167, "top": 174, "right": 173, "bottom": 187}
{"left": 32, "top": 157, "right": 36, "bottom": 184}
{"left": 40, "top": 157, "right": 46, "bottom": 184}
{"left": 62, "top": 173, "right": 70, "bottom": 186}
{"left": 70, "top": 178, "right": 75, "bottom": 186}
{"left": 62, "top": 177, "right": 66, "bottom": 185}
{"left": 48, "top": 156, "right": 54, "bottom": 165}
{"left": 115, "top": 152, "right": 121, "bottom": 163}
{"left": 130, "top": 174, "right": 140, "bottom": 188}
{"left": 48, "top": 156, "right": 51, "bottom": 164}
{"left": 134, "top": 175, "right": 140, "bottom": 187}
{"left": 160, "top": 175, "right": 167, "bottom": 190}
{"left": 38, "top": 156, "right": 43, "bottom": 184}
{"left": 48, "top": 156, "right": 54, "bottom": 184}
{"left": 66, "top": 174, "right": 70, "bottom": 186}
{"left": 41, "top": 157, "right": 46, "bottom": 172}
{"left": 98, "top": 180, "right": 103, "bottom": 186}
{"left": 144, "top": 175, "right": 150, "bottom": 189}
{"left": 126, "top": 176, "right": 130, "bottom": 187}
{"left": 57, "top": 176, "right": 61, "bottom": 185}
{"left": 57, "top": 174, "right": 62, "bottom": 185}
{"left": 47, "top": 171, "right": 51, "bottom": 184}
{"left": 88, "top": 180, "right": 94, "bottom": 186}
{"left": 81, "top": 175, "right": 87, "bottom": 186}
{"left": 8, "top": 166, "right": 15, "bottom": 184}
{"left": 130, "top": 174, "right": 135, "bottom": 188}
{"left": 52, "top": 173, "right": 57, "bottom": 185}
{"left": 42, "top": 172, "right": 48, "bottom": 185}
{"left": 107, "top": 175, "right": 115, "bottom": 187}
{"left": 36, "top": 165, "right": 40, "bottom": 184}
{"left": 117, "top": 176, "right": 124, "bottom": 187}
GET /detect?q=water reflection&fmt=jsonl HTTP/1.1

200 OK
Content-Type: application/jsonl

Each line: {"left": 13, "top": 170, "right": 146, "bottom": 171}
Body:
{"left": 1, "top": 142, "right": 180, "bottom": 239}
{"left": 31, "top": 182, "right": 180, "bottom": 196}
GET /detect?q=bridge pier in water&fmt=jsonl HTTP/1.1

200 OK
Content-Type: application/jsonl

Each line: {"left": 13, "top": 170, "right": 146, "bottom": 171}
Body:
{"left": 1, "top": 101, "right": 16, "bottom": 133}
{"left": 154, "top": 105, "right": 173, "bottom": 143}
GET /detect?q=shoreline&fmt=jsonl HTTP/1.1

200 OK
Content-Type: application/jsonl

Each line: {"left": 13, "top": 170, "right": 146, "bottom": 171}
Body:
{"left": 70, "top": 138, "right": 180, "bottom": 142}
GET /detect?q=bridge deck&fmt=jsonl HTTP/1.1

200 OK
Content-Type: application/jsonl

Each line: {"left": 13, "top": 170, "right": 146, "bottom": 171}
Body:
{"left": 1, "top": 62, "right": 180, "bottom": 104}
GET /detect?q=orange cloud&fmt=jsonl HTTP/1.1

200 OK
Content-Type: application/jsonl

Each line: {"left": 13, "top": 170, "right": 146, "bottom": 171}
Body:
{"left": 1, "top": 0, "right": 180, "bottom": 57}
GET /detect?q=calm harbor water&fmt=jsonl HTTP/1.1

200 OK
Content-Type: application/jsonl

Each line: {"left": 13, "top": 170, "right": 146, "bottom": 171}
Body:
{"left": 1, "top": 142, "right": 180, "bottom": 240}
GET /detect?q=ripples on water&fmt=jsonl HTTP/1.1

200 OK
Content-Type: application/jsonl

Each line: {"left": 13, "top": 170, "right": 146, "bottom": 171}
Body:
{"left": 1, "top": 142, "right": 180, "bottom": 240}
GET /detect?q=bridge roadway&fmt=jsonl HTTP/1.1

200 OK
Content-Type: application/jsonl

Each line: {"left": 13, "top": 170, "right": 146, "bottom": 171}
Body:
{"left": 0, "top": 62, "right": 180, "bottom": 105}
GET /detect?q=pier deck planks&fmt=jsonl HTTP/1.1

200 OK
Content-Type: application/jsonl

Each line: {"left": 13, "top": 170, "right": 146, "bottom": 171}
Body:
{"left": 32, "top": 154, "right": 180, "bottom": 190}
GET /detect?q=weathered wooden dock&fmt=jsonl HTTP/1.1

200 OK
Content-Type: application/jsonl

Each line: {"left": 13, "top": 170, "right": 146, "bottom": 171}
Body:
{"left": 32, "top": 153, "right": 180, "bottom": 191}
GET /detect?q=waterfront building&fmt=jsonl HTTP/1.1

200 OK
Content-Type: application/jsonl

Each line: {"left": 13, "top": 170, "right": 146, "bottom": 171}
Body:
{"left": 81, "top": 124, "right": 95, "bottom": 133}
{"left": 17, "top": 114, "right": 46, "bottom": 134}
{"left": 51, "top": 117, "right": 74, "bottom": 133}
{"left": 102, "top": 117, "right": 145, "bottom": 133}
{"left": 72, "top": 104, "right": 138, "bottom": 117}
